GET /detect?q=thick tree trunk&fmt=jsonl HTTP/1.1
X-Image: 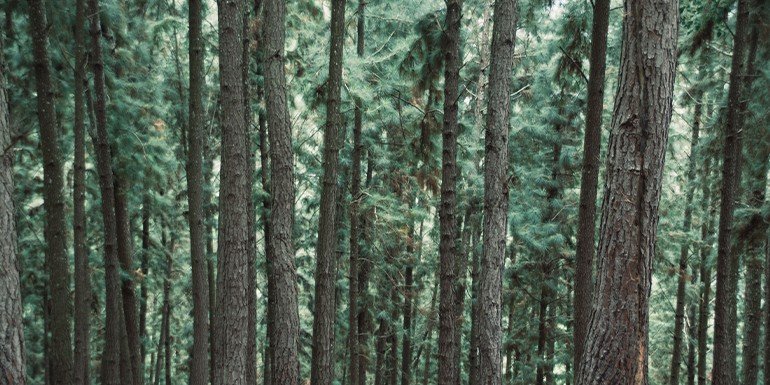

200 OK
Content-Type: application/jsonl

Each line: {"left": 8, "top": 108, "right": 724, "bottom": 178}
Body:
{"left": 29, "top": 2, "right": 73, "bottom": 384}
{"left": 310, "top": 1, "right": 346, "bottom": 383}
{"left": 0, "top": 34, "right": 25, "bottom": 385}
{"left": 669, "top": 88, "right": 701, "bottom": 385}
{"left": 73, "top": 0, "right": 90, "bottom": 382}
{"left": 572, "top": 1, "right": 609, "bottom": 379}
{"left": 577, "top": 0, "right": 678, "bottom": 384}
{"left": 712, "top": 1, "right": 750, "bottom": 384}
{"left": 214, "top": 0, "right": 251, "bottom": 383}
{"left": 264, "top": 0, "right": 300, "bottom": 382}
{"left": 438, "top": 1, "right": 462, "bottom": 385}
{"left": 187, "top": 0, "right": 210, "bottom": 383}
{"left": 477, "top": 1, "right": 518, "bottom": 384}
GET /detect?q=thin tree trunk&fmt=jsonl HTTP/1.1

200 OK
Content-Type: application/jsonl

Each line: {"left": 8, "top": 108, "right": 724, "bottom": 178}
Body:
{"left": 712, "top": 1, "right": 751, "bottom": 384}
{"left": 375, "top": 318, "right": 387, "bottom": 385}
{"left": 401, "top": 257, "right": 414, "bottom": 385}
{"left": 478, "top": 1, "right": 518, "bottom": 384}
{"left": 264, "top": 0, "right": 300, "bottom": 382}
{"left": 29, "top": 2, "right": 73, "bottom": 383}
{"left": 572, "top": 0, "right": 609, "bottom": 379}
{"left": 438, "top": 1, "right": 462, "bottom": 385}
{"left": 140, "top": 195, "right": 151, "bottom": 363}
{"left": 187, "top": 0, "right": 210, "bottom": 383}
{"left": 577, "top": 0, "right": 678, "bottom": 383}
{"left": 697, "top": 156, "right": 715, "bottom": 385}
{"left": 162, "top": 229, "right": 172, "bottom": 385}
{"left": 388, "top": 287, "right": 399, "bottom": 385}
{"left": 468, "top": 202, "right": 483, "bottom": 385}
{"left": 764, "top": 236, "right": 770, "bottom": 385}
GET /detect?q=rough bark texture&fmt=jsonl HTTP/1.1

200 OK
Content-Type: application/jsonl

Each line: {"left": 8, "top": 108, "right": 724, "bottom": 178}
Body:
{"left": 572, "top": 0, "right": 609, "bottom": 379}
{"left": 576, "top": 0, "right": 678, "bottom": 384}
{"left": 264, "top": 0, "right": 300, "bottom": 382}
{"left": 187, "top": 0, "right": 210, "bottom": 383}
{"left": 72, "top": 0, "right": 89, "bottom": 382}
{"left": 669, "top": 89, "right": 701, "bottom": 385}
{"left": 28, "top": 2, "right": 73, "bottom": 384}
{"left": 214, "top": 0, "right": 251, "bottom": 383}
{"left": 310, "top": 0, "right": 346, "bottom": 383}
{"left": 0, "top": 33, "right": 26, "bottom": 385}
{"left": 711, "top": 1, "right": 750, "bottom": 384}
{"left": 437, "top": 1, "right": 462, "bottom": 385}
{"left": 477, "top": 0, "right": 517, "bottom": 384}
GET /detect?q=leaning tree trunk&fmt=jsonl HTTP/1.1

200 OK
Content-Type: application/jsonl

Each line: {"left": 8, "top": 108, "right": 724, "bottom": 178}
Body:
{"left": 477, "top": 0, "right": 518, "bottom": 384}
{"left": 29, "top": 2, "right": 73, "bottom": 384}
{"left": 577, "top": 0, "right": 678, "bottom": 384}
{"left": 572, "top": 0, "right": 609, "bottom": 378}
{"left": 712, "top": 1, "right": 751, "bottom": 384}
{"left": 0, "top": 32, "right": 26, "bottom": 385}
{"left": 214, "top": 0, "right": 251, "bottom": 383}
{"left": 187, "top": 0, "right": 210, "bottom": 383}
{"left": 264, "top": 0, "right": 300, "bottom": 382}
{"left": 438, "top": 1, "right": 462, "bottom": 385}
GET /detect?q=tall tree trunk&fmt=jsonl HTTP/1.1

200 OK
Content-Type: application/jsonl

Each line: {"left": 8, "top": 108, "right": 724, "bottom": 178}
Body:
{"left": 577, "top": 0, "right": 678, "bottom": 383}
{"left": 214, "top": 0, "right": 251, "bottom": 383}
{"left": 669, "top": 87, "right": 701, "bottom": 385}
{"left": 712, "top": 1, "right": 751, "bottom": 384}
{"left": 438, "top": 1, "right": 462, "bottom": 385}
{"left": 0, "top": 32, "right": 25, "bottom": 385}
{"left": 187, "top": 0, "right": 210, "bottom": 383}
{"left": 401, "top": 255, "right": 414, "bottom": 385}
{"left": 572, "top": 0, "right": 609, "bottom": 379}
{"left": 388, "top": 288, "right": 400, "bottom": 385}
{"left": 140, "top": 195, "right": 151, "bottom": 363}
{"left": 115, "top": 180, "right": 143, "bottom": 385}
{"left": 478, "top": 0, "right": 518, "bottom": 384}
{"left": 264, "top": 0, "right": 300, "bottom": 382}
{"left": 162, "top": 227, "right": 173, "bottom": 385}
{"left": 29, "top": 2, "right": 73, "bottom": 384}
{"left": 697, "top": 156, "right": 715, "bottom": 385}
{"left": 468, "top": 202, "right": 483, "bottom": 385}
{"left": 375, "top": 318, "right": 387, "bottom": 385}
{"left": 348, "top": 3, "right": 366, "bottom": 384}
{"left": 310, "top": 0, "right": 346, "bottom": 383}
{"left": 764, "top": 236, "right": 770, "bottom": 385}
{"left": 72, "top": 0, "right": 90, "bottom": 382}
{"left": 88, "top": 1, "right": 130, "bottom": 383}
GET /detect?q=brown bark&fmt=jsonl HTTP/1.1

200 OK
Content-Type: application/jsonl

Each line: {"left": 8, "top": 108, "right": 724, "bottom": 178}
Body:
{"left": 576, "top": 0, "right": 678, "bottom": 383}
{"left": 264, "top": 0, "right": 300, "bottom": 382}
{"left": 214, "top": 0, "right": 251, "bottom": 383}
{"left": 477, "top": 0, "right": 518, "bottom": 384}
{"left": 29, "top": 2, "right": 73, "bottom": 383}
{"left": 572, "top": 0, "right": 609, "bottom": 379}
{"left": 712, "top": 1, "right": 751, "bottom": 384}
{"left": 73, "top": 0, "right": 89, "bottom": 382}
{"left": 0, "top": 32, "right": 25, "bottom": 385}
{"left": 187, "top": 0, "right": 210, "bottom": 383}
{"left": 437, "top": 1, "right": 462, "bottom": 385}
{"left": 310, "top": 0, "right": 346, "bottom": 383}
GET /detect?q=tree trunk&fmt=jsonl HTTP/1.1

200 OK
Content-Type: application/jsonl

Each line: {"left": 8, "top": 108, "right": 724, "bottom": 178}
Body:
{"left": 577, "top": 0, "right": 678, "bottom": 383}
{"left": 477, "top": 0, "right": 518, "bottom": 384}
{"left": 669, "top": 86, "right": 701, "bottom": 385}
{"left": 187, "top": 0, "right": 210, "bottom": 383}
{"left": 697, "top": 156, "right": 715, "bottom": 385}
{"left": 712, "top": 1, "right": 751, "bottom": 384}
{"left": 88, "top": 1, "right": 131, "bottom": 383}
{"left": 162, "top": 228, "right": 172, "bottom": 385}
{"left": 401, "top": 257, "right": 414, "bottom": 385}
{"left": 140, "top": 195, "right": 151, "bottom": 363}
{"left": 73, "top": 0, "right": 90, "bottom": 382}
{"left": 264, "top": 0, "right": 300, "bottom": 382}
{"left": 764, "top": 236, "right": 770, "bottom": 385}
{"left": 0, "top": 32, "right": 25, "bottom": 385}
{"left": 572, "top": 0, "right": 609, "bottom": 379}
{"left": 375, "top": 318, "right": 387, "bottom": 385}
{"left": 468, "top": 202, "right": 483, "bottom": 385}
{"left": 310, "top": 0, "right": 346, "bottom": 383}
{"left": 29, "top": 2, "right": 73, "bottom": 384}
{"left": 214, "top": 0, "right": 251, "bottom": 383}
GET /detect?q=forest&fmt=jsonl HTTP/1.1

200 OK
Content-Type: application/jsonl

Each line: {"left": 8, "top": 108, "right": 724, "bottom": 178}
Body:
{"left": 0, "top": 0, "right": 769, "bottom": 384}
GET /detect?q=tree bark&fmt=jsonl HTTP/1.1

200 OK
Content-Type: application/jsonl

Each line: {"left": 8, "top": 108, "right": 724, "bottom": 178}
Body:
{"left": 697, "top": 155, "right": 715, "bottom": 385}
{"left": 264, "top": 0, "right": 300, "bottom": 382}
{"left": 0, "top": 32, "right": 25, "bottom": 385}
{"left": 29, "top": 2, "right": 73, "bottom": 383}
{"left": 477, "top": 1, "right": 517, "bottom": 384}
{"left": 572, "top": 0, "right": 609, "bottom": 380}
{"left": 712, "top": 1, "right": 750, "bottom": 384}
{"left": 187, "top": 0, "right": 210, "bottom": 383}
{"left": 576, "top": 0, "right": 678, "bottom": 383}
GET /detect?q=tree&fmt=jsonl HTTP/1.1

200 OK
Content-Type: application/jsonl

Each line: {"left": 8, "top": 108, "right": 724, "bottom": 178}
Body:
{"left": 437, "top": 1, "right": 462, "bottom": 385}
{"left": 264, "top": 0, "right": 300, "bottom": 382}
{"left": 28, "top": 1, "right": 73, "bottom": 383}
{"left": 576, "top": 0, "right": 678, "bottom": 383}
{"left": 311, "top": 0, "right": 346, "bottom": 383}
{"left": 477, "top": 1, "right": 518, "bottom": 384}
